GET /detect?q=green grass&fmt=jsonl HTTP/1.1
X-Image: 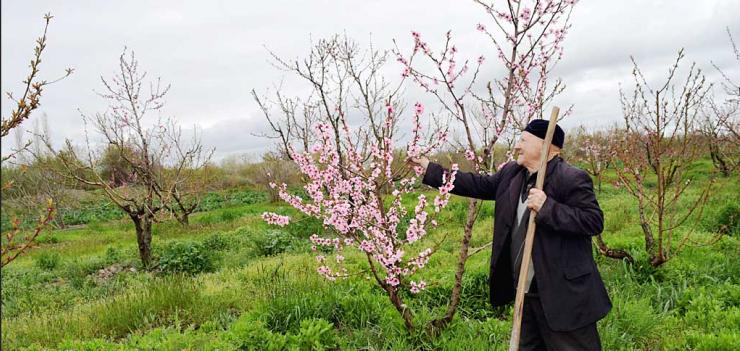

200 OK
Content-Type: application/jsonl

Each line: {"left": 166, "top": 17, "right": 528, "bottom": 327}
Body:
{"left": 1, "top": 159, "right": 739, "bottom": 350}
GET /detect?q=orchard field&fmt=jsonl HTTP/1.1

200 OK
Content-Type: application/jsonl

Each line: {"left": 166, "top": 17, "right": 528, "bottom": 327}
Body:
{"left": 3, "top": 1, "right": 740, "bottom": 350}
{"left": 1, "top": 160, "right": 738, "bottom": 350}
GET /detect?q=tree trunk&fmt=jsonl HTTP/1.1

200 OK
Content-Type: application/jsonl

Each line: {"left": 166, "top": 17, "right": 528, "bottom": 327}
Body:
{"left": 388, "top": 288, "right": 414, "bottom": 331}
{"left": 131, "top": 213, "right": 153, "bottom": 268}
{"left": 430, "top": 199, "right": 479, "bottom": 333}
{"left": 595, "top": 234, "right": 634, "bottom": 264}
{"left": 638, "top": 206, "right": 654, "bottom": 253}
{"left": 709, "top": 143, "right": 730, "bottom": 177}
{"left": 176, "top": 212, "right": 189, "bottom": 226}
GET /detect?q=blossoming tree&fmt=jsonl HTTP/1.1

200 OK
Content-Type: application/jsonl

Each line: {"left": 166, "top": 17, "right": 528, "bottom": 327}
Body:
{"left": 392, "top": 0, "right": 578, "bottom": 329}
{"left": 263, "top": 101, "right": 456, "bottom": 331}
{"left": 257, "top": 34, "right": 468, "bottom": 331}
{"left": 259, "top": 0, "right": 579, "bottom": 331}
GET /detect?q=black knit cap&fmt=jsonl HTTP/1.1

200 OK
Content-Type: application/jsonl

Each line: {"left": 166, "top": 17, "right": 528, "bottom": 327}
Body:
{"left": 523, "top": 119, "right": 565, "bottom": 148}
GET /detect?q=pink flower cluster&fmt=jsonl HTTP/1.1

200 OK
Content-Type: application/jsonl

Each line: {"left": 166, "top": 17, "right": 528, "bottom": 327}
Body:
{"left": 397, "top": 0, "right": 578, "bottom": 138}
{"left": 410, "top": 280, "right": 427, "bottom": 294}
{"left": 395, "top": 30, "right": 482, "bottom": 94}
{"left": 261, "top": 212, "right": 290, "bottom": 227}
{"left": 407, "top": 248, "right": 433, "bottom": 270}
{"left": 261, "top": 101, "right": 458, "bottom": 295}
{"left": 433, "top": 164, "right": 458, "bottom": 212}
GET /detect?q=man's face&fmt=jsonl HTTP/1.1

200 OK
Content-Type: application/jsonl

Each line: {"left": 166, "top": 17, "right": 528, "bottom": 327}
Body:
{"left": 513, "top": 131, "right": 544, "bottom": 167}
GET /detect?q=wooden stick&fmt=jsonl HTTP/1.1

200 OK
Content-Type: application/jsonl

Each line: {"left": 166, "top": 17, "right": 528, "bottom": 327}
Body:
{"left": 508, "top": 107, "right": 560, "bottom": 351}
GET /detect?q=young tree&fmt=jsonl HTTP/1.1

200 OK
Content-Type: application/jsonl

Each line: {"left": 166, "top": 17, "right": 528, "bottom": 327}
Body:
{"left": 161, "top": 126, "right": 214, "bottom": 226}
{"left": 393, "top": 0, "right": 577, "bottom": 329}
{"left": 1, "top": 13, "right": 72, "bottom": 267}
{"left": 250, "top": 151, "right": 300, "bottom": 203}
{"left": 258, "top": 34, "right": 462, "bottom": 331}
{"left": 98, "top": 143, "right": 139, "bottom": 187}
{"left": 263, "top": 102, "right": 455, "bottom": 332}
{"left": 612, "top": 50, "right": 715, "bottom": 267}
{"left": 702, "top": 27, "right": 740, "bottom": 176}
{"left": 568, "top": 126, "right": 612, "bottom": 192}
{"left": 43, "top": 49, "right": 212, "bottom": 267}
{"left": 700, "top": 99, "right": 738, "bottom": 176}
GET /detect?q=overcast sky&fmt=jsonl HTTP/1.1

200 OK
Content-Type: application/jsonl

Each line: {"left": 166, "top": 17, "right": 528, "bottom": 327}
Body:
{"left": 2, "top": 0, "right": 739, "bottom": 162}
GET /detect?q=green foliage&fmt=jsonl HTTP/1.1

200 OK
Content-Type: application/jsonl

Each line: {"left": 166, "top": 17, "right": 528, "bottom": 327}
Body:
{"left": 227, "top": 189, "right": 267, "bottom": 206}
{"left": 288, "top": 216, "right": 325, "bottom": 239}
{"left": 225, "top": 313, "right": 338, "bottom": 351}
{"left": 196, "top": 189, "right": 267, "bottom": 213}
{"left": 2, "top": 276, "right": 230, "bottom": 349}
{"left": 196, "top": 192, "right": 227, "bottom": 212}
{"left": 703, "top": 201, "right": 739, "bottom": 236}
{"left": 104, "top": 246, "right": 123, "bottom": 265}
{"left": 35, "top": 252, "right": 60, "bottom": 271}
{"left": 35, "top": 234, "right": 59, "bottom": 244}
{"left": 158, "top": 241, "right": 216, "bottom": 275}
{"left": 61, "top": 201, "right": 125, "bottom": 226}
{"left": 294, "top": 318, "right": 339, "bottom": 350}
{"left": 220, "top": 209, "right": 241, "bottom": 222}
{"left": 202, "top": 233, "right": 230, "bottom": 251}
{"left": 251, "top": 230, "right": 294, "bottom": 257}
{"left": 1, "top": 159, "right": 738, "bottom": 350}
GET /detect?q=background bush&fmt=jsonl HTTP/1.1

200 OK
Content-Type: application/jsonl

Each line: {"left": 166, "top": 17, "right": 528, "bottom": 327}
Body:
{"left": 157, "top": 241, "right": 217, "bottom": 275}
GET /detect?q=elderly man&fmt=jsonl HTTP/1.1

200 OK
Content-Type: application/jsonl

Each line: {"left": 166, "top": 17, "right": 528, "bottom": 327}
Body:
{"left": 410, "top": 120, "right": 610, "bottom": 350}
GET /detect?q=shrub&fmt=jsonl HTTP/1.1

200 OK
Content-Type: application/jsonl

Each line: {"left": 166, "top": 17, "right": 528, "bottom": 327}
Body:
{"left": 294, "top": 318, "right": 338, "bottom": 350}
{"left": 704, "top": 201, "right": 739, "bottom": 236}
{"left": 224, "top": 314, "right": 338, "bottom": 351}
{"left": 35, "top": 234, "right": 60, "bottom": 244}
{"left": 196, "top": 192, "right": 226, "bottom": 212}
{"left": 203, "top": 233, "right": 230, "bottom": 251}
{"left": 288, "top": 216, "right": 325, "bottom": 239}
{"left": 61, "top": 201, "right": 125, "bottom": 226}
{"left": 224, "top": 315, "right": 282, "bottom": 350}
{"left": 35, "top": 252, "right": 61, "bottom": 271}
{"left": 104, "top": 246, "right": 123, "bottom": 265}
{"left": 228, "top": 189, "right": 267, "bottom": 206}
{"left": 252, "top": 230, "right": 293, "bottom": 256}
{"left": 158, "top": 241, "right": 216, "bottom": 275}
{"left": 219, "top": 209, "right": 241, "bottom": 222}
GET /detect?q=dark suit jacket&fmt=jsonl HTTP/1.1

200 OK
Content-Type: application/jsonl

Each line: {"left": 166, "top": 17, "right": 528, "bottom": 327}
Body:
{"left": 422, "top": 157, "right": 611, "bottom": 331}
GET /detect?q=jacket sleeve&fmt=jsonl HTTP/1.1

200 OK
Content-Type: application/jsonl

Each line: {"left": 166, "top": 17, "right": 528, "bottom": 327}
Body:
{"left": 422, "top": 162, "right": 509, "bottom": 201}
{"left": 535, "top": 170, "right": 604, "bottom": 237}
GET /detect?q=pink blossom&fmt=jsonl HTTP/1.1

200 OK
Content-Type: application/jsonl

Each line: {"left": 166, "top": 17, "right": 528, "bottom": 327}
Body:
{"left": 269, "top": 94, "right": 459, "bottom": 297}
{"left": 262, "top": 212, "right": 290, "bottom": 227}
{"left": 410, "top": 280, "right": 427, "bottom": 294}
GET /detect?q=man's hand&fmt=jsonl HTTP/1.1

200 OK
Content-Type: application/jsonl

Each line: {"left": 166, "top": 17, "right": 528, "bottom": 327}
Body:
{"left": 527, "top": 188, "right": 547, "bottom": 213}
{"left": 407, "top": 156, "right": 430, "bottom": 172}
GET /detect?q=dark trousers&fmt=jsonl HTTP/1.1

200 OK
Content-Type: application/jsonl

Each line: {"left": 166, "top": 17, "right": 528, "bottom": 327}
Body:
{"left": 519, "top": 294, "right": 602, "bottom": 351}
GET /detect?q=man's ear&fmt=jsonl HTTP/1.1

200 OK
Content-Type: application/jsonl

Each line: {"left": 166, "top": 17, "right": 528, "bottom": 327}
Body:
{"left": 549, "top": 145, "right": 561, "bottom": 155}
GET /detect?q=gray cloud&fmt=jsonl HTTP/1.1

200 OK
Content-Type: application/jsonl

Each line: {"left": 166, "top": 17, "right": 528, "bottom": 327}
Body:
{"left": 2, "top": 0, "right": 738, "bottom": 160}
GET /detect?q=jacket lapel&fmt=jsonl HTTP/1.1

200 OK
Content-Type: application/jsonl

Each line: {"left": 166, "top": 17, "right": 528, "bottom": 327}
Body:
{"left": 507, "top": 165, "right": 525, "bottom": 225}
{"left": 508, "top": 157, "right": 561, "bottom": 215}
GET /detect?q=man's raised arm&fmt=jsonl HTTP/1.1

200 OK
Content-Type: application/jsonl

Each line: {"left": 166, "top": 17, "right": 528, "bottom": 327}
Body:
{"left": 410, "top": 156, "right": 509, "bottom": 201}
